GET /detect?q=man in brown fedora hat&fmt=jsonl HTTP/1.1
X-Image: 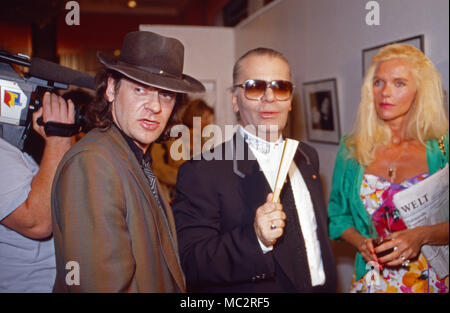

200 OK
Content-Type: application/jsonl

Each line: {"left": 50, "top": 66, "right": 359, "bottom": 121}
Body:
{"left": 51, "top": 31, "right": 204, "bottom": 292}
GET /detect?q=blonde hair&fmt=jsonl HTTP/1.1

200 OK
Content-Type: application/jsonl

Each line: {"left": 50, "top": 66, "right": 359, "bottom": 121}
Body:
{"left": 347, "top": 43, "right": 448, "bottom": 165}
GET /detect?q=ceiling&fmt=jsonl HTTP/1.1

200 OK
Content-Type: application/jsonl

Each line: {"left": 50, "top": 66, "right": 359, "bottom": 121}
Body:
{"left": 0, "top": 0, "right": 232, "bottom": 25}
{"left": 78, "top": 0, "right": 192, "bottom": 17}
{"left": 0, "top": 0, "right": 235, "bottom": 59}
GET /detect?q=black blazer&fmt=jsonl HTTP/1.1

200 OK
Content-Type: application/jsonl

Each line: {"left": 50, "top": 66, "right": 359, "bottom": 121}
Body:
{"left": 172, "top": 134, "right": 337, "bottom": 292}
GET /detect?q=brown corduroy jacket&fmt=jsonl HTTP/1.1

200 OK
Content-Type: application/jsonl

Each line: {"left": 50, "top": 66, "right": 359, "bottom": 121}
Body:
{"left": 51, "top": 125, "right": 185, "bottom": 292}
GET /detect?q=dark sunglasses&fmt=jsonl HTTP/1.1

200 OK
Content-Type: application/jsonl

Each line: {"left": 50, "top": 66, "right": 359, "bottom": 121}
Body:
{"left": 233, "top": 79, "right": 294, "bottom": 100}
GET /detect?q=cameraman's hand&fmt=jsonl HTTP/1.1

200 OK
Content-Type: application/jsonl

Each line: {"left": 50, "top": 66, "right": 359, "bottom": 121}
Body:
{"left": 2, "top": 93, "right": 74, "bottom": 239}
{"left": 32, "top": 92, "right": 75, "bottom": 145}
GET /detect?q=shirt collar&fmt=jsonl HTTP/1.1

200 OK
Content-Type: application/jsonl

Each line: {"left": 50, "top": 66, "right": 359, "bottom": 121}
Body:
{"left": 114, "top": 123, "right": 152, "bottom": 164}
{"left": 238, "top": 125, "right": 283, "bottom": 155}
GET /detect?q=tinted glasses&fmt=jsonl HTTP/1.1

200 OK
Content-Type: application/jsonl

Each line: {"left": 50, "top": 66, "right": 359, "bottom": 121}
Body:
{"left": 233, "top": 79, "right": 294, "bottom": 101}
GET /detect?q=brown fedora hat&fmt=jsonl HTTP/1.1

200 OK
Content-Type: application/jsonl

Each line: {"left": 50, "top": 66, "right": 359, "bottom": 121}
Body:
{"left": 97, "top": 31, "right": 205, "bottom": 93}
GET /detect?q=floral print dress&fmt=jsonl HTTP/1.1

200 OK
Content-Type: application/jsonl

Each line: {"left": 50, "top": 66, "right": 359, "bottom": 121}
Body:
{"left": 350, "top": 173, "right": 449, "bottom": 293}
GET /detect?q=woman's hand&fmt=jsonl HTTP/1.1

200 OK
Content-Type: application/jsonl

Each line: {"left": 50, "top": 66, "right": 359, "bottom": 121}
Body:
{"left": 375, "top": 228, "right": 425, "bottom": 267}
{"left": 341, "top": 228, "right": 378, "bottom": 263}
{"left": 358, "top": 237, "right": 379, "bottom": 264}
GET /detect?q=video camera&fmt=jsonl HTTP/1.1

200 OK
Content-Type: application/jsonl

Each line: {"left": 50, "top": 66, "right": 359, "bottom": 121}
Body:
{"left": 0, "top": 49, "right": 94, "bottom": 149}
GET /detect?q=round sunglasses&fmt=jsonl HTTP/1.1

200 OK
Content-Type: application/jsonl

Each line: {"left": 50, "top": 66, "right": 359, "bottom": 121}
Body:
{"left": 233, "top": 79, "right": 294, "bottom": 101}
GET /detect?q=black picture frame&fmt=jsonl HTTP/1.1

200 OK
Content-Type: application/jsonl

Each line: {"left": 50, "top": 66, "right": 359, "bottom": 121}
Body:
{"left": 362, "top": 35, "right": 424, "bottom": 77}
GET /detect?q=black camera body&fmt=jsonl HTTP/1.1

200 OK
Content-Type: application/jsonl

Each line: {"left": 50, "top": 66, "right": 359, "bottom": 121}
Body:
{"left": 0, "top": 50, "right": 94, "bottom": 149}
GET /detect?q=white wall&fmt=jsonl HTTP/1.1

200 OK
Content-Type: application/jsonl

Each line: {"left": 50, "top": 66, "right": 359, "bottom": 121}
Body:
{"left": 234, "top": 0, "right": 449, "bottom": 292}
{"left": 139, "top": 25, "right": 236, "bottom": 136}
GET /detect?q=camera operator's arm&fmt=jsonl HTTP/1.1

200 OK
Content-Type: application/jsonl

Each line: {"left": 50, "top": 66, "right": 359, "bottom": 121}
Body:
{"left": 1, "top": 92, "right": 74, "bottom": 239}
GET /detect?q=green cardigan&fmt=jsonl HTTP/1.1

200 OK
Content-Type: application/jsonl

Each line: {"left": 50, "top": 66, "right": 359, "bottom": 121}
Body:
{"left": 328, "top": 132, "right": 449, "bottom": 281}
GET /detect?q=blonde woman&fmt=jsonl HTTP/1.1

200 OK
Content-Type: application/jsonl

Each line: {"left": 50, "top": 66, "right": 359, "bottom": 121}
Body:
{"left": 328, "top": 44, "right": 449, "bottom": 293}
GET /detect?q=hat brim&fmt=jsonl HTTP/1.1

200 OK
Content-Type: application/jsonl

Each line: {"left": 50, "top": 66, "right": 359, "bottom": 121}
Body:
{"left": 97, "top": 52, "right": 205, "bottom": 94}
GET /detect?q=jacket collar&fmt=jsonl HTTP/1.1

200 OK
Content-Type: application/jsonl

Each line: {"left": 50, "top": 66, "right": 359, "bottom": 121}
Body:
{"left": 113, "top": 122, "right": 153, "bottom": 165}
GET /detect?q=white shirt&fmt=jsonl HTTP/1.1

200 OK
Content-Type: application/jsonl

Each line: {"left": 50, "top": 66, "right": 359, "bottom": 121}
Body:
{"left": 239, "top": 126, "right": 326, "bottom": 286}
{"left": 0, "top": 138, "right": 56, "bottom": 292}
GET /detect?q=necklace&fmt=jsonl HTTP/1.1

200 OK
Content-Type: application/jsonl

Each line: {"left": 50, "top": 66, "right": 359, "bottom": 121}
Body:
{"left": 387, "top": 142, "right": 408, "bottom": 183}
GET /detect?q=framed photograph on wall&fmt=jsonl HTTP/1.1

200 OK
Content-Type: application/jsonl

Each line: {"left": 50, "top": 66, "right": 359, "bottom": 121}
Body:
{"left": 302, "top": 78, "right": 341, "bottom": 144}
{"left": 362, "top": 35, "right": 424, "bottom": 77}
